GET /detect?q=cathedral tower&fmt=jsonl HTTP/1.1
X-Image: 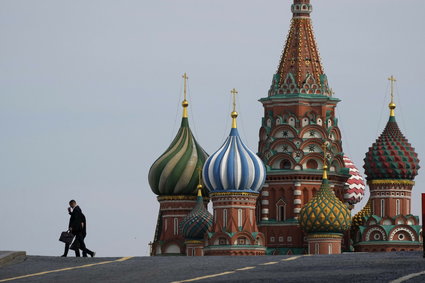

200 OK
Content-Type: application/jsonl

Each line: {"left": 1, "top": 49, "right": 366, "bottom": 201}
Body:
{"left": 256, "top": 0, "right": 352, "bottom": 254}
{"left": 353, "top": 76, "right": 422, "bottom": 252}
{"left": 148, "top": 74, "right": 209, "bottom": 255}
{"left": 299, "top": 144, "right": 351, "bottom": 255}
{"left": 203, "top": 89, "right": 266, "bottom": 256}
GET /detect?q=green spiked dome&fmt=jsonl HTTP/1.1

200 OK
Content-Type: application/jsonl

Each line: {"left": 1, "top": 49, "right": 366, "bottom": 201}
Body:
{"left": 299, "top": 166, "right": 351, "bottom": 234}
{"left": 148, "top": 77, "right": 209, "bottom": 196}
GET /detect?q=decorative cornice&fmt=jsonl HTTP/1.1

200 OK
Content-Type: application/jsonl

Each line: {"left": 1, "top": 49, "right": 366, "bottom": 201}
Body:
{"left": 158, "top": 195, "right": 210, "bottom": 201}
{"left": 210, "top": 192, "right": 259, "bottom": 197}
{"left": 307, "top": 233, "right": 343, "bottom": 239}
{"left": 368, "top": 180, "right": 415, "bottom": 185}
{"left": 184, "top": 240, "right": 204, "bottom": 244}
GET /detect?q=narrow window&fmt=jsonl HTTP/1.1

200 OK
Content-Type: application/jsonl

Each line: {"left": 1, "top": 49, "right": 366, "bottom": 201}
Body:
{"left": 223, "top": 209, "right": 228, "bottom": 228}
{"left": 396, "top": 199, "right": 400, "bottom": 215}
{"left": 164, "top": 219, "right": 167, "bottom": 232}
{"left": 328, "top": 244, "right": 332, "bottom": 254}
{"left": 174, "top": 218, "right": 178, "bottom": 235}
{"left": 250, "top": 209, "right": 253, "bottom": 224}
{"left": 381, "top": 199, "right": 385, "bottom": 217}
{"left": 238, "top": 209, "right": 243, "bottom": 227}
{"left": 315, "top": 243, "right": 320, "bottom": 255}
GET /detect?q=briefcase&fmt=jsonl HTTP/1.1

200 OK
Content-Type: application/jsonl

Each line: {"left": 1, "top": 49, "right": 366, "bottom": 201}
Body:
{"left": 59, "top": 231, "right": 74, "bottom": 244}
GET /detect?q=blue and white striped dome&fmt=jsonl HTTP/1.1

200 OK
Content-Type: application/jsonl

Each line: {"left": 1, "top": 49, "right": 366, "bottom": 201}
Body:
{"left": 203, "top": 128, "right": 266, "bottom": 193}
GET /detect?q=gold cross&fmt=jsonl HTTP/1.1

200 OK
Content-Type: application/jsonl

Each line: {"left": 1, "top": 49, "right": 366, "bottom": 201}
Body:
{"left": 182, "top": 73, "right": 189, "bottom": 101}
{"left": 388, "top": 75, "right": 396, "bottom": 103}
{"left": 230, "top": 88, "right": 238, "bottom": 112}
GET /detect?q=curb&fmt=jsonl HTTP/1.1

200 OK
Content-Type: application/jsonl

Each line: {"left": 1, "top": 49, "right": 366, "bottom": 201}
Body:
{"left": 0, "top": 251, "right": 27, "bottom": 267}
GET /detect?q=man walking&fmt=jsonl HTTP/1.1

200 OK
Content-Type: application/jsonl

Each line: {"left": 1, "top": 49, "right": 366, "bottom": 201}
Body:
{"left": 68, "top": 200, "right": 95, "bottom": 257}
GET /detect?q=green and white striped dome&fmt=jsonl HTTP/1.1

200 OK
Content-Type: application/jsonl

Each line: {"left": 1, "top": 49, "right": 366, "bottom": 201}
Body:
{"left": 148, "top": 117, "right": 209, "bottom": 196}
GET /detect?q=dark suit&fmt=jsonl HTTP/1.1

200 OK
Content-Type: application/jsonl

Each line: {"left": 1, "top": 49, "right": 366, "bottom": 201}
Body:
{"left": 66, "top": 206, "right": 94, "bottom": 257}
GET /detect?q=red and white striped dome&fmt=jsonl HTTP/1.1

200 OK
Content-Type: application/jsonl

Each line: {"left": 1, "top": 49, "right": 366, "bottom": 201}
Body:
{"left": 343, "top": 156, "right": 366, "bottom": 205}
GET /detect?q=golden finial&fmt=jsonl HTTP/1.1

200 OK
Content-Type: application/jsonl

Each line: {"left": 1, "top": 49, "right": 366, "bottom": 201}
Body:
{"left": 388, "top": 75, "right": 396, "bottom": 117}
{"left": 230, "top": 88, "right": 238, "bottom": 128}
{"left": 182, "top": 73, "right": 189, "bottom": 118}
{"left": 197, "top": 167, "right": 203, "bottom": 197}
{"left": 321, "top": 142, "right": 328, "bottom": 180}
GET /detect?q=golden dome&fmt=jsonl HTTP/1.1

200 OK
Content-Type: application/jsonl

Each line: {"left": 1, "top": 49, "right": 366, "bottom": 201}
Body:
{"left": 352, "top": 199, "right": 372, "bottom": 228}
{"left": 299, "top": 179, "right": 351, "bottom": 234}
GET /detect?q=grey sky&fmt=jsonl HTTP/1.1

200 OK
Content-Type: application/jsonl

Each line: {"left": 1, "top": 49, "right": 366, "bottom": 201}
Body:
{"left": 1, "top": 0, "right": 424, "bottom": 257}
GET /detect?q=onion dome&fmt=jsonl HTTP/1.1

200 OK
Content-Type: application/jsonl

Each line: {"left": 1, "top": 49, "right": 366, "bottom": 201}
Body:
{"left": 363, "top": 77, "right": 420, "bottom": 181}
{"left": 299, "top": 160, "right": 351, "bottom": 234}
{"left": 352, "top": 199, "right": 372, "bottom": 229}
{"left": 203, "top": 89, "right": 266, "bottom": 193}
{"left": 148, "top": 74, "right": 209, "bottom": 196}
{"left": 180, "top": 184, "right": 213, "bottom": 240}
{"left": 343, "top": 156, "right": 366, "bottom": 205}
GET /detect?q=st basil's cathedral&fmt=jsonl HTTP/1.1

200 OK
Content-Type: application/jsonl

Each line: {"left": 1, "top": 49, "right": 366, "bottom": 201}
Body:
{"left": 148, "top": 0, "right": 421, "bottom": 256}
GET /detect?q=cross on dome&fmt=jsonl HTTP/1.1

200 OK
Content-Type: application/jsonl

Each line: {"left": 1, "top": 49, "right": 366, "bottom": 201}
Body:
{"left": 388, "top": 75, "right": 396, "bottom": 117}
{"left": 182, "top": 73, "right": 189, "bottom": 118}
{"left": 230, "top": 88, "right": 239, "bottom": 128}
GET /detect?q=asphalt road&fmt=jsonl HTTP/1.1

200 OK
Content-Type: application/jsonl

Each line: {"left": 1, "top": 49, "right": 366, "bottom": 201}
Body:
{"left": 0, "top": 252, "right": 425, "bottom": 282}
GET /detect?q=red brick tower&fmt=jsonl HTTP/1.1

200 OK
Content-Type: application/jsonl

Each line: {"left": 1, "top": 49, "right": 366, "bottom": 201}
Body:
{"left": 256, "top": 0, "right": 351, "bottom": 255}
{"left": 353, "top": 77, "right": 422, "bottom": 252}
{"left": 203, "top": 89, "right": 266, "bottom": 256}
{"left": 148, "top": 74, "right": 209, "bottom": 255}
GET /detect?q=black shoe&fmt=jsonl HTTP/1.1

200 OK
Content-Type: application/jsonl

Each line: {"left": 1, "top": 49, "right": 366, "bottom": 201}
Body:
{"left": 91, "top": 252, "right": 96, "bottom": 257}
{"left": 61, "top": 255, "right": 67, "bottom": 257}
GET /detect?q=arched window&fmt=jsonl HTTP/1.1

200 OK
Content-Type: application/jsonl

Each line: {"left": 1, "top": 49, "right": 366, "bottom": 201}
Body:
{"left": 164, "top": 219, "right": 168, "bottom": 232}
{"left": 223, "top": 209, "right": 228, "bottom": 228}
{"left": 315, "top": 243, "right": 320, "bottom": 255}
{"left": 396, "top": 199, "right": 400, "bottom": 215}
{"left": 306, "top": 159, "right": 318, "bottom": 169}
{"left": 174, "top": 218, "right": 179, "bottom": 235}
{"left": 381, "top": 199, "right": 385, "bottom": 217}
{"left": 328, "top": 244, "right": 332, "bottom": 254}
{"left": 280, "top": 160, "right": 291, "bottom": 170}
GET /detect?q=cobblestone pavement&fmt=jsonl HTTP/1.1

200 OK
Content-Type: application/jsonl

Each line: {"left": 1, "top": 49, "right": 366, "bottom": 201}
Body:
{"left": 0, "top": 252, "right": 424, "bottom": 282}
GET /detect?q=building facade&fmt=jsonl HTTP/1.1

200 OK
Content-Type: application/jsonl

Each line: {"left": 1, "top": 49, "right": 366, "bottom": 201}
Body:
{"left": 148, "top": 1, "right": 421, "bottom": 256}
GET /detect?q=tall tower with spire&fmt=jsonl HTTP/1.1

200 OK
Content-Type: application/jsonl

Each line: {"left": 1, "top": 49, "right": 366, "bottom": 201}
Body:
{"left": 256, "top": 0, "right": 352, "bottom": 255}
{"left": 148, "top": 74, "right": 209, "bottom": 256}
{"left": 353, "top": 76, "right": 422, "bottom": 252}
{"left": 203, "top": 89, "right": 267, "bottom": 256}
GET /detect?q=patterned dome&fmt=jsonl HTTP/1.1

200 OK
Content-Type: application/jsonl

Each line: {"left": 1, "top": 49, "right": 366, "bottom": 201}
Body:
{"left": 343, "top": 156, "right": 366, "bottom": 205}
{"left": 364, "top": 116, "right": 419, "bottom": 181}
{"left": 352, "top": 199, "right": 372, "bottom": 229}
{"left": 149, "top": 107, "right": 209, "bottom": 196}
{"left": 299, "top": 178, "right": 351, "bottom": 234}
{"left": 180, "top": 186, "right": 213, "bottom": 240}
{"left": 203, "top": 127, "right": 266, "bottom": 193}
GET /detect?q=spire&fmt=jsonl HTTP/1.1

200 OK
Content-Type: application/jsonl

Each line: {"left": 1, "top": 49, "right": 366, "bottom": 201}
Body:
{"left": 270, "top": 0, "right": 331, "bottom": 96}
{"left": 388, "top": 75, "right": 396, "bottom": 118}
{"left": 182, "top": 73, "right": 189, "bottom": 118}
{"left": 321, "top": 142, "right": 328, "bottom": 181}
{"left": 230, "top": 88, "right": 238, "bottom": 128}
